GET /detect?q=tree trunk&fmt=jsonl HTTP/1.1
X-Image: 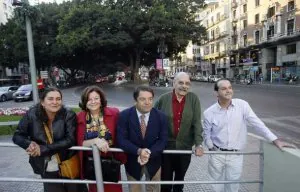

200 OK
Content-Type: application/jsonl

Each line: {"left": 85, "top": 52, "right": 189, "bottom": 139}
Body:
{"left": 133, "top": 47, "right": 143, "bottom": 83}
{"left": 128, "top": 53, "right": 134, "bottom": 81}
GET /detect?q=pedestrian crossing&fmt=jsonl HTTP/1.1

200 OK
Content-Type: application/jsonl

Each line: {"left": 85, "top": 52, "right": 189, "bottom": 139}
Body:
{"left": 261, "top": 115, "right": 300, "bottom": 146}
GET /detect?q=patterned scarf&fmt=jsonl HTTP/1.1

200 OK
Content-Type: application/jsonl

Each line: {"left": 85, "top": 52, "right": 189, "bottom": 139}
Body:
{"left": 85, "top": 112, "right": 113, "bottom": 146}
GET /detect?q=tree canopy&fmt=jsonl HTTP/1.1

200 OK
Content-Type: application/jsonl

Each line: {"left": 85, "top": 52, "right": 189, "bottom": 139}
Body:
{"left": 0, "top": 0, "right": 206, "bottom": 81}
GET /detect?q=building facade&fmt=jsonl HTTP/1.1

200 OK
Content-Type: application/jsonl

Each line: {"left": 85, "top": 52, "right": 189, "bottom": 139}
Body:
{"left": 195, "top": 0, "right": 300, "bottom": 81}
{"left": 0, "top": 0, "right": 14, "bottom": 25}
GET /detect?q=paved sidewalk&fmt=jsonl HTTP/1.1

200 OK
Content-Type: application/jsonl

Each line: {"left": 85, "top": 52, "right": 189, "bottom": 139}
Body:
{"left": 0, "top": 135, "right": 262, "bottom": 192}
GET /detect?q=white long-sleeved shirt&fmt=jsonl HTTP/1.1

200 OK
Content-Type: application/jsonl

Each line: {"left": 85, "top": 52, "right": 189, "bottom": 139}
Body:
{"left": 203, "top": 98, "right": 277, "bottom": 150}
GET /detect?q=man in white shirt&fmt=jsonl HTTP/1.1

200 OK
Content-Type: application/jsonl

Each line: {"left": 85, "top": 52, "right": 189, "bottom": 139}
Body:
{"left": 203, "top": 78, "right": 294, "bottom": 192}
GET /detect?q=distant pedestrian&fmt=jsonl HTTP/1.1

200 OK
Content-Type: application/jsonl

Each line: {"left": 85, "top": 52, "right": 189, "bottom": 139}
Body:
{"left": 203, "top": 78, "right": 296, "bottom": 192}
{"left": 259, "top": 73, "right": 263, "bottom": 84}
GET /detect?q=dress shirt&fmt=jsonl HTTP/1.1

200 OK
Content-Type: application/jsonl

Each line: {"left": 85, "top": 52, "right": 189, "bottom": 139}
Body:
{"left": 136, "top": 109, "right": 150, "bottom": 126}
{"left": 203, "top": 98, "right": 278, "bottom": 150}
{"left": 172, "top": 90, "right": 186, "bottom": 137}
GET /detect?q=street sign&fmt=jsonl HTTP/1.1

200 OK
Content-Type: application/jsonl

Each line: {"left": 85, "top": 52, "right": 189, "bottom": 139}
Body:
{"left": 40, "top": 71, "right": 48, "bottom": 79}
{"left": 156, "top": 59, "right": 163, "bottom": 69}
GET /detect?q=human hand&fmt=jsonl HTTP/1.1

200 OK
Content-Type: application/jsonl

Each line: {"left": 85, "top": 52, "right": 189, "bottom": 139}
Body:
{"left": 194, "top": 146, "right": 204, "bottom": 156}
{"left": 137, "top": 155, "right": 148, "bottom": 166}
{"left": 26, "top": 141, "right": 41, "bottom": 157}
{"left": 140, "top": 148, "right": 151, "bottom": 162}
{"left": 273, "top": 139, "right": 297, "bottom": 151}
{"left": 96, "top": 138, "right": 109, "bottom": 153}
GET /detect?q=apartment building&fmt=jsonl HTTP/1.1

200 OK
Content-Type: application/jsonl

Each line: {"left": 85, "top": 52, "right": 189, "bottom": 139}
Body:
{"left": 195, "top": 0, "right": 300, "bottom": 80}
{"left": 0, "top": 0, "right": 14, "bottom": 24}
{"left": 197, "top": 0, "right": 231, "bottom": 77}
{"left": 229, "top": 0, "right": 300, "bottom": 80}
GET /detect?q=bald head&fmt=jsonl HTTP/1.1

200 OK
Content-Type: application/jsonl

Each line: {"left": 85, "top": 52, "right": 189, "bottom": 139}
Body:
{"left": 173, "top": 72, "right": 191, "bottom": 98}
{"left": 174, "top": 72, "right": 190, "bottom": 82}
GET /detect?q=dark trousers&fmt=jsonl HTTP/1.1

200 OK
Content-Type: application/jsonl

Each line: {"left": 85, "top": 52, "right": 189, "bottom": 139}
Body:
{"left": 42, "top": 171, "right": 87, "bottom": 192}
{"left": 161, "top": 153, "right": 191, "bottom": 192}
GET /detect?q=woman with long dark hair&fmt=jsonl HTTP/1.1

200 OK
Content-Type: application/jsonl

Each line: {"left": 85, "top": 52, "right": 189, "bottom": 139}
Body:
{"left": 13, "top": 87, "right": 86, "bottom": 192}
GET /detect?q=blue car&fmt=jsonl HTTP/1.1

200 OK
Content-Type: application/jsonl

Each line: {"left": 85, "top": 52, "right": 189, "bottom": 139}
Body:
{"left": 13, "top": 84, "right": 33, "bottom": 102}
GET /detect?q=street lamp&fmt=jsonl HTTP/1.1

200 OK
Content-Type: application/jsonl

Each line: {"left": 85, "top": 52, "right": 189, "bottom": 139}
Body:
{"left": 157, "top": 39, "right": 168, "bottom": 70}
{"left": 12, "top": 0, "right": 39, "bottom": 104}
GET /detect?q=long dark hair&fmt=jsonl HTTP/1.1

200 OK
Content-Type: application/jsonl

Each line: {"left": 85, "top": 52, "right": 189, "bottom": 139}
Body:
{"left": 79, "top": 86, "right": 107, "bottom": 115}
{"left": 37, "top": 87, "right": 63, "bottom": 122}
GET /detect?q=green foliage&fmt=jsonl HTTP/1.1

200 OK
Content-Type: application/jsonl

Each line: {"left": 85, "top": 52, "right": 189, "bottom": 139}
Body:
{"left": 0, "top": 0, "right": 207, "bottom": 79}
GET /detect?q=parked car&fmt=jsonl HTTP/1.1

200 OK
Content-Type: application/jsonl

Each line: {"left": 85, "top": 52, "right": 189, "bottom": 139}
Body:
{"left": 13, "top": 84, "right": 33, "bottom": 102}
{"left": 209, "top": 75, "right": 223, "bottom": 82}
{"left": 0, "top": 86, "right": 19, "bottom": 102}
{"left": 201, "top": 76, "right": 209, "bottom": 82}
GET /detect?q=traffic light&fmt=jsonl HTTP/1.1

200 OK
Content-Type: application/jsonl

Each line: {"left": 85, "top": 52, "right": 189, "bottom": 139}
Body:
{"left": 12, "top": 0, "right": 23, "bottom": 6}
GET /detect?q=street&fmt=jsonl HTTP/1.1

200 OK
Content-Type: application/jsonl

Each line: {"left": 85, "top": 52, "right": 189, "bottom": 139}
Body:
{"left": 1, "top": 82, "right": 300, "bottom": 147}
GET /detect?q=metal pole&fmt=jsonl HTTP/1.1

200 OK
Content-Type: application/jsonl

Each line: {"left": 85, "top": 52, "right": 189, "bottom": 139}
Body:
{"left": 92, "top": 145, "right": 104, "bottom": 192}
{"left": 270, "top": 68, "right": 273, "bottom": 83}
{"left": 25, "top": 15, "right": 39, "bottom": 104}
{"left": 259, "top": 140, "right": 264, "bottom": 192}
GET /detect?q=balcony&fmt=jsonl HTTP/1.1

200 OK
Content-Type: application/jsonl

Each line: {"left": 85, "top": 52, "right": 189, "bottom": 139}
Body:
{"left": 232, "top": 17, "right": 238, "bottom": 23}
{"left": 232, "top": 1, "right": 237, "bottom": 8}
{"left": 240, "top": 0, "right": 247, "bottom": 5}
{"left": 240, "top": 12, "right": 247, "bottom": 20}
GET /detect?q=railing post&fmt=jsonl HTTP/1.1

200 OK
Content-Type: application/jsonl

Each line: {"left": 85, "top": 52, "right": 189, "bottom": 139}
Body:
{"left": 259, "top": 140, "right": 264, "bottom": 192}
{"left": 92, "top": 145, "right": 104, "bottom": 192}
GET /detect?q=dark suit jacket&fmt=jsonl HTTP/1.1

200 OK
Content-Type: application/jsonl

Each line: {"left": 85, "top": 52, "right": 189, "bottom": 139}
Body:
{"left": 117, "top": 106, "right": 168, "bottom": 180}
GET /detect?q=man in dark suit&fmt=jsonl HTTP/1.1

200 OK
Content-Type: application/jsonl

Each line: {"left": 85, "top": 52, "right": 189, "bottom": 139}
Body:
{"left": 117, "top": 86, "right": 168, "bottom": 192}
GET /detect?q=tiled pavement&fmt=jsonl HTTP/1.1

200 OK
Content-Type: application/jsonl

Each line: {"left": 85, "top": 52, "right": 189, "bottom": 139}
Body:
{"left": 0, "top": 135, "right": 261, "bottom": 192}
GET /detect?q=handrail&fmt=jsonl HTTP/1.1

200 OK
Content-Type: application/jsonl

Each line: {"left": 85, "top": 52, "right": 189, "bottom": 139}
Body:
{"left": 0, "top": 142, "right": 262, "bottom": 155}
{"left": 0, "top": 142, "right": 264, "bottom": 192}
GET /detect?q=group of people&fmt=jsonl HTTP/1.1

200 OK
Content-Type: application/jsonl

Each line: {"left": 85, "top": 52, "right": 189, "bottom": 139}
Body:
{"left": 12, "top": 72, "right": 294, "bottom": 192}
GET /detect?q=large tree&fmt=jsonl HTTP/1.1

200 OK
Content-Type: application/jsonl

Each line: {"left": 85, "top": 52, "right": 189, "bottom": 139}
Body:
{"left": 57, "top": 0, "right": 207, "bottom": 81}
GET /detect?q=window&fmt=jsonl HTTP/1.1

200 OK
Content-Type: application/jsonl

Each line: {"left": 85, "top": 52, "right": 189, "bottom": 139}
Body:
{"left": 286, "top": 44, "right": 296, "bottom": 54}
{"left": 211, "top": 30, "right": 215, "bottom": 39}
{"left": 243, "top": 35, "right": 247, "bottom": 47}
{"left": 205, "top": 46, "right": 210, "bottom": 55}
{"left": 255, "top": 31, "right": 260, "bottom": 44}
{"left": 255, "top": 14, "right": 260, "bottom": 24}
{"left": 232, "top": 37, "right": 237, "bottom": 45}
{"left": 217, "top": 13, "right": 220, "bottom": 21}
{"left": 211, "top": 16, "right": 214, "bottom": 23}
{"left": 288, "top": 1, "right": 295, "bottom": 11}
{"left": 211, "top": 44, "right": 215, "bottom": 53}
{"left": 255, "top": 0, "right": 260, "bottom": 7}
{"left": 268, "top": 7, "right": 275, "bottom": 18}
{"left": 243, "top": 20, "right": 248, "bottom": 29}
{"left": 267, "top": 26, "right": 275, "bottom": 39}
{"left": 243, "top": 4, "right": 247, "bottom": 13}
{"left": 223, "top": 58, "right": 226, "bottom": 65}
{"left": 216, "top": 27, "right": 220, "bottom": 36}
{"left": 287, "top": 19, "right": 294, "bottom": 35}
{"left": 233, "top": 10, "right": 236, "bottom": 19}
{"left": 216, "top": 42, "right": 220, "bottom": 52}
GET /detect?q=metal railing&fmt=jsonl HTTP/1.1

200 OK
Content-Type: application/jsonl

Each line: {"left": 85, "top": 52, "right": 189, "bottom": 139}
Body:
{"left": 0, "top": 142, "right": 264, "bottom": 192}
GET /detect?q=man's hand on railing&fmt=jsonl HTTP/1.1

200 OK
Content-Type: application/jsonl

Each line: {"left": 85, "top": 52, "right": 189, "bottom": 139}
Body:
{"left": 273, "top": 139, "right": 297, "bottom": 151}
{"left": 194, "top": 146, "right": 204, "bottom": 156}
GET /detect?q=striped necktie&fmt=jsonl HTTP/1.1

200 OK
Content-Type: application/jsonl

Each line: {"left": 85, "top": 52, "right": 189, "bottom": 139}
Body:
{"left": 140, "top": 114, "right": 146, "bottom": 138}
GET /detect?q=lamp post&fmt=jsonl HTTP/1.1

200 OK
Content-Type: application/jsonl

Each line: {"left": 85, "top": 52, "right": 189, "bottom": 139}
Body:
{"left": 12, "top": 0, "right": 39, "bottom": 104}
{"left": 157, "top": 39, "right": 168, "bottom": 70}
